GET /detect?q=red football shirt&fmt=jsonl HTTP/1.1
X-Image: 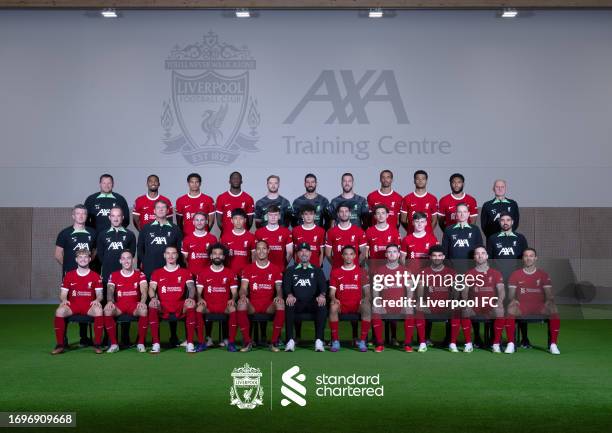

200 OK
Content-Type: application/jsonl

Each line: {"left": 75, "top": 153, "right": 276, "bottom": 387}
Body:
{"left": 365, "top": 224, "right": 401, "bottom": 260}
{"left": 367, "top": 189, "right": 403, "bottom": 228}
{"left": 508, "top": 268, "right": 552, "bottom": 313}
{"left": 466, "top": 267, "right": 503, "bottom": 299}
{"left": 420, "top": 265, "right": 457, "bottom": 313}
{"left": 62, "top": 269, "right": 103, "bottom": 307}
{"left": 292, "top": 224, "right": 325, "bottom": 266}
{"left": 325, "top": 224, "right": 367, "bottom": 269}
{"left": 196, "top": 265, "right": 238, "bottom": 310}
{"left": 181, "top": 231, "right": 218, "bottom": 276}
{"left": 215, "top": 191, "right": 255, "bottom": 233}
{"left": 150, "top": 266, "right": 193, "bottom": 307}
{"left": 370, "top": 263, "right": 411, "bottom": 313}
{"left": 437, "top": 193, "right": 478, "bottom": 227}
{"left": 241, "top": 262, "right": 283, "bottom": 306}
{"left": 175, "top": 192, "right": 215, "bottom": 235}
{"left": 255, "top": 225, "right": 292, "bottom": 270}
{"left": 401, "top": 231, "right": 439, "bottom": 260}
{"left": 220, "top": 229, "right": 256, "bottom": 274}
{"left": 400, "top": 192, "right": 438, "bottom": 233}
{"left": 108, "top": 269, "right": 147, "bottom": 309}
{"left": 329, "top": 265, "right": 368, "bottom": 305}
{"left": 133, "top": 194, "right": 174, "bottom": 226}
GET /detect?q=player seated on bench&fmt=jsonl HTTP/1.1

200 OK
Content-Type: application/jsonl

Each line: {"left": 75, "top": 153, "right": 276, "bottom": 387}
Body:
{"left": 464, "top": 246, "right": 510, "bottom": 354}
{"left": 147, "top": 246, "right": 197, "bottom": 354}
{"left": 236, "top": 240, "right": 285, "bottom": 352}
{"left": 195, "top": 242, "right": 239, "bottom": 352}
{"left": 51, "top": 249, "right": 104, "bottom": 355}
{"left": 283, "top": 242, "right": 328, "bottom": 352}
{"left": 103, "top": 250, "right": 149, "bottom": 353}
{"left": 417, "top": 245, "right": 472, "bottom": 353}
{"left": 328, "top": 245, "right": 371, "bottom": 352}
{"left": 506, "top": 248, "right": 561, "bottom": 355}
{"left": 370, "top": 243, "right": 425, "bottom": 353}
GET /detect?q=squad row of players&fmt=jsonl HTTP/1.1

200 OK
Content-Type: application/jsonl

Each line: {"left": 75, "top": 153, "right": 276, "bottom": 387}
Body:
{"left": 51, "top": 240, "right": 560, "bottom": 356}
{"left": 58, "top": 170, "right": 526, "bottom": 282}
{"left": 55, "top": 169, "right": 534, "bottom": 351}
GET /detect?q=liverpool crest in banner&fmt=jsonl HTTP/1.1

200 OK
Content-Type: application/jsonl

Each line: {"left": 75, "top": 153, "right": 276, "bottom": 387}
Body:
{"left": 161, "top": 31, "right": 260, "bottom": 165}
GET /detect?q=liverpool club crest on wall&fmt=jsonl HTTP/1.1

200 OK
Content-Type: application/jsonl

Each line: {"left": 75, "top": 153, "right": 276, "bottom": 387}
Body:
{"left": 161, "top": 31, "right": 260, "bottom": 165}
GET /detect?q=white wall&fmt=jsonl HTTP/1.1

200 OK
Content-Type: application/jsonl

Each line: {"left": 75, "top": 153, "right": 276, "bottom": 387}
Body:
{"left": 0, "top": 9, "right": 611, "bottom": 207}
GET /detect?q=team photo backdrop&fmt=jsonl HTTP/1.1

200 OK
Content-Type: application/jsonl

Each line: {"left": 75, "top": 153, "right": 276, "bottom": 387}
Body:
{"left": 0, "top": 9, "right": 611, "bottom": 207}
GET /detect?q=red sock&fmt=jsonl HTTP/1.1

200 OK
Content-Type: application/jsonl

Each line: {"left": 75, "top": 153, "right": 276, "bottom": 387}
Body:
{"left": 403, "top": 317, "right": 415, "bottom": 345}
{"left": 196, "top": 312, "right": 205, "bottom": 343}
{"left": 493, "top": 318, "right": 504, "bottom": 345}
{"left": 372, "top": 317, "right": 383, "bottom": 345}
{"left": 185, "top": 308, "right": 196, "bottom": 344}
{"left": 228, "top": 311, "right": 237, "bottom": 343}
{"left": 271, "top": 309, "right": 285, "bottom": 344}
{"left": 148, "top": 307, "right": 160, "bottom": 344}
{"left": 461, "top": 318, "right": 472, "bottom": 343}
{"left": 360, "top": 320, "right": 371, "bottom": 341}
{"left": 137, "top": 316, "right": 148, "bottom": 345}
{"left": 415, "top": 317, "right": 426, "bottom": 344}
{"left": 93, "top": 316, "right": 104, "bottom": 346}
{"left": 450, "top": 318, "right": 460, "bottom": 344}
{"left": 505, "top": 317, "right": 516, "bottom": 343}
{"left": 104, "top": 315, "right": 118, "bottom": 345}
{"left": 390, "top": 321, "right": 397, "bottom": 339}
{"left": 549, "top": 316, "right": 560, "bottom": 344}
{"left": 54, "top": 317, "right": 66, "bottom": 346}
{"left": 237, "top": 310, "right": 251, "bottom": 344}
{"left": 330, "top": 320, "right": 339, "bottom": 341}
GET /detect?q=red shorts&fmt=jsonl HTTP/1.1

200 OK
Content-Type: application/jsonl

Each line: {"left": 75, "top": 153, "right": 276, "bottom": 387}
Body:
{"left": 518, "top": 302, "right": 547, "bottom": 316}
{"left": 250, "top": 298, "right": 274, "bottom": 314}
{"left": 338, "top": 298, "right": 361, "bottom": 314}
{"left": 159, "top": 301, "right": 186, "bottom": 319}
{"left": 206, "top": 301, "right": 228, "bottom": 314}
{"left": 115, "top": 301, "right": 138, "bottom": 315}
{"left": 69, "top": 302, "right": 91, "bottom": 316}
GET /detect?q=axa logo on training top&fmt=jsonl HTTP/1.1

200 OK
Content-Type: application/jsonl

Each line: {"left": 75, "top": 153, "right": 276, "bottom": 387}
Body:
{"left": 161, "top": 31, "right": 260, "bottom": 166}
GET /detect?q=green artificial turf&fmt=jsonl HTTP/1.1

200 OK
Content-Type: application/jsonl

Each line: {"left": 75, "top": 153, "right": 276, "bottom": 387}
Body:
{"left": 0, "top": 305, "right": 611, "bottom": 433}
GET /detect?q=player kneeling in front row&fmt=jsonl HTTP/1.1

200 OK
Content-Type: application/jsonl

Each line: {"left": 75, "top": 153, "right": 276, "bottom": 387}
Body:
{"left": 464, "top": 246, "right": 510, "bottom": 354}
{"left": 147, "top": 246, "right": 197, "bottom": 354}
{"left": 237, "top": 240, "right": 285, "bottom": 352}
{"left": 103, "top": 250, "right": 149, "bottom": 353}
{"left": 507, "top": 248, "right": 561, "bottom": 355}
{"left": 371, "top": 244, "right": 426, "bottom": 353}
{"left": 329, "top": 245, "right": 371, "bottom": 352}
{"left": 52, "top": 249, "right": 104, "bottom": 355}
{"left": 195, "top": 243, "right": 240, "bottom": 352}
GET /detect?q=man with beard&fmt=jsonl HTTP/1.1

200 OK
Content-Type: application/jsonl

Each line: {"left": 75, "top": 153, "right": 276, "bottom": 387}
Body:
{"left": 325, "top": 204, "right": 367, "bottom": 269}
{"left": 328, "top": 173, "right": 370, "bottom": 228}
{"left": 292, "top": 173, "right": 330, "bottom": 228}
{"left": 132, "top": 174, "right": 173, "bottom": 230}
{"left": 195, "top": 243, "right": 239, "bottom": 352}
{"left": 283, "top": 243, "right": 328, "bottom": 352}
{"left": 367, "top": 170, "right": 402, "bottom": 228}
{"left": 437, "top": 173, "right": 478, "bottom": 232}
{"left": 255, "top": 175, "right": 293, "bottom": 228}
